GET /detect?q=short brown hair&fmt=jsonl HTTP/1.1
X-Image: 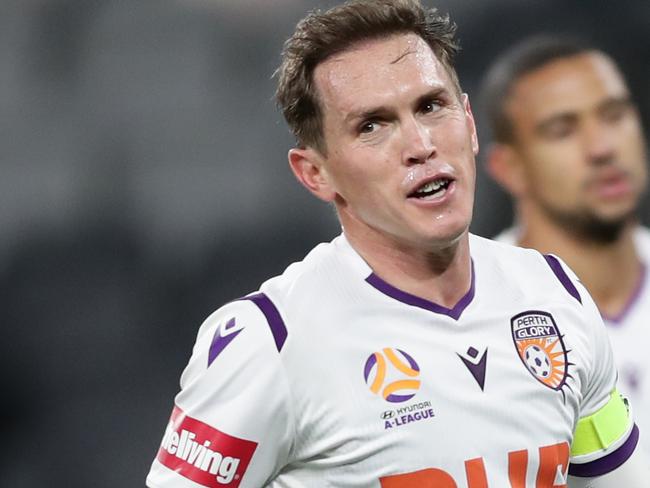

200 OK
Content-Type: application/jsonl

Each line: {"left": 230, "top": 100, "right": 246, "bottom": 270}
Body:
{"left": 275, "top": 0, "right": 460, "bottom": 154}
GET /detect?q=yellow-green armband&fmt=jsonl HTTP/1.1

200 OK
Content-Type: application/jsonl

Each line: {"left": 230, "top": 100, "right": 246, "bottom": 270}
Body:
{"left": 571, "top": 389, "right": 631, "bottom": 457}
{"left": 569, "top": 390, "right": 639, "bottom": 477}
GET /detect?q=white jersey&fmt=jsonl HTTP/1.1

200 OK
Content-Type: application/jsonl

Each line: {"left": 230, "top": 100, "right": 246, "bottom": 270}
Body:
{"left": 495, "top": 226, "right": 650, "bottom": 458}
{"left": 147, "top": 233, "right": 637, "bottom": 488}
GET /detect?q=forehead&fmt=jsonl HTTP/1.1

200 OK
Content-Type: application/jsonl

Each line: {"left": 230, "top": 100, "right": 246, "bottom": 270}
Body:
{"left": 507, "top": 52, "right": 629, "bottom": 121}
{"left": 313, "top": 33, "right": 451, "bottom": 118}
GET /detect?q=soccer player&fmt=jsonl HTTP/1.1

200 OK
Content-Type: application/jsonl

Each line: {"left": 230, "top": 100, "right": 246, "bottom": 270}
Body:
{"left": 147, "top": 2, "right": 648, "bottom": 486}
{"left": 482, "top": 35, "right": 650, "bottom": 459}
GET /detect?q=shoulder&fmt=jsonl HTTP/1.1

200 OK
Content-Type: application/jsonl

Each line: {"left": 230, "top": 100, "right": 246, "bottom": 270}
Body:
{"left": 491, "top": 226, "right": 519, "bottom": 245}
{"left": 149, "top": 299, "right": 297, "bottom": 487}
{"left": 257, "top": 233, "right": 362, "bottom": 315}
{"left": 180, "top": 297, "right": 287, "bottom": 389}
{"left": 469, "top": 233, "right": 583, "bottom": 305}
{"left": 470, "top": 233, "right": 554, "bottom": 272}
{"left": 259, "top": 237, "right": 340, "bottom": 295}
{"left": 188, "top": 235, "right": 349, "bottom": 364}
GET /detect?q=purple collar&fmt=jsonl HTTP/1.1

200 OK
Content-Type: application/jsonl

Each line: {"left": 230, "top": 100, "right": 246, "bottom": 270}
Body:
{"left": 602, "top": 263, "right": 647, "bottom": 326}
{"left": 365, "top": 261, "right": 475, "bottom": 320}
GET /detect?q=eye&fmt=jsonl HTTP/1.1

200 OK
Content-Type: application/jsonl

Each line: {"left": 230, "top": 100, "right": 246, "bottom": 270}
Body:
{"left": 538, "top": 116, "right": 576, "bottom": 140}
{"left": 601, "top": 100, "right": 630, "bottom": 124}
{"left": 420, "top": 99, "right": 442, "bottom": 114}
{"left": 544, "top": 121, "right": 574, "bottom": 139}
{"left": 359, "top": 120, "right": 380, "bottom": 134}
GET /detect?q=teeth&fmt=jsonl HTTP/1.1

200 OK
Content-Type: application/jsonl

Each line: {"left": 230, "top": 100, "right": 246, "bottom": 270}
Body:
{"left": 417, "top": 178, "right": 447, "bottom": 194}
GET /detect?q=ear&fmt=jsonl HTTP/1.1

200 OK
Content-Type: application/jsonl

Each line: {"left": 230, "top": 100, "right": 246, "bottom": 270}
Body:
{"left": 461, "top": 93, "right": 479, "bottom": 155}
{"left": 486, "top": 143, "right": 527, "bottom": 197}
{"left": 288, "top": 147, "right": 337, "bottom": 202}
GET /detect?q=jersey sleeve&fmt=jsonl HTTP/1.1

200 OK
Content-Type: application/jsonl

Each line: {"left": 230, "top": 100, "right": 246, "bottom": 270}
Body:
{"left": 549, "top": 256, "right": 640, "bottom": 477}
{"left": 146, "top": 297, "right": 295, "bottom": 488}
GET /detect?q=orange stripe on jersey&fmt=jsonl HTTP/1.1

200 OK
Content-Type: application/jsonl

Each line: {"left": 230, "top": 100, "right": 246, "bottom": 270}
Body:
{"left": 384, "top": 348, "right": 419, "bottom": 377}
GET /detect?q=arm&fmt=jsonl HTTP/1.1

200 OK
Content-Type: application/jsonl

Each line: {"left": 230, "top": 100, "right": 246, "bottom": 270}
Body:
{"left": 568, "top": 444, "right": 650, "bottom": 487}
{"left": 146, "top": 298, "right": 294, "bottom": 487}
{"left": 548, "top": 256, "right": 647, "bottom": 487}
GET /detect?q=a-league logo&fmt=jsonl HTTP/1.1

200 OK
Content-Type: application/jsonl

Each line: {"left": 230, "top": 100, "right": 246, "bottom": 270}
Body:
{"left": 364, "top": 348, "right": 421, "bottom": 403}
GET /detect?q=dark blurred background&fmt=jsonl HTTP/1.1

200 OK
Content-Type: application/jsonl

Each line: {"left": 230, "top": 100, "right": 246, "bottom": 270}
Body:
{"left": 1, "top": 1, "right": 648, "bottom": 486}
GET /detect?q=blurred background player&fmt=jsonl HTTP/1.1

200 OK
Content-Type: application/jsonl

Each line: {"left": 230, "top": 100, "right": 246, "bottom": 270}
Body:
{"left": 481, "top": 35, "right": 650, "bottom": 457}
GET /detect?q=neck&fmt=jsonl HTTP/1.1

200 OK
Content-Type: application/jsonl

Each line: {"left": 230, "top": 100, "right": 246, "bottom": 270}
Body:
{"left": 515, "top": 204, "right": 642, "bottom": 318}
{"left": 343, "top": 225, "right": 472, "bottom": 309}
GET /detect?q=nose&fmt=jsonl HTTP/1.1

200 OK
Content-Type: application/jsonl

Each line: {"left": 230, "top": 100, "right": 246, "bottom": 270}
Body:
{"left": 401, "top": 117, "right": 436, "bottom": 165}
{"left": 583, "top": 118, "right": 616, "bottom": 166}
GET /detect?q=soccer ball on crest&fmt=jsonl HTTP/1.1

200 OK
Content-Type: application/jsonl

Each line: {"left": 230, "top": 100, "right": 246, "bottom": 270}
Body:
{"left": 524, "top": 345, "right": 551, "bottom": 378}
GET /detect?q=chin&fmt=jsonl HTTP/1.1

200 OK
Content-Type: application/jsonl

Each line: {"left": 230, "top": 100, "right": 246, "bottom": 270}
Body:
{"left": 415, "top": 221, "right": 470, "bottom": 249}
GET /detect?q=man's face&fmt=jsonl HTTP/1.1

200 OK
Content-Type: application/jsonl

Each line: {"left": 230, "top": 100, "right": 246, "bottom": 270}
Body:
{"left": 311, "top": 33, "right": 478, "bottom": 251}
{"left": 506, "top": 52, "right": 647, "bottom": 237}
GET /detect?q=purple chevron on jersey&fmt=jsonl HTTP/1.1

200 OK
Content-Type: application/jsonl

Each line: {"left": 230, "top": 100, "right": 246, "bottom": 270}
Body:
{"left": 208, "top": 317, "right": 243, "bottom": 367}
{"left": 544, "top": 254, "right": 582, "bottom": 304}
{"left": 242, "top": 292, "right": 287, "bottom": 352}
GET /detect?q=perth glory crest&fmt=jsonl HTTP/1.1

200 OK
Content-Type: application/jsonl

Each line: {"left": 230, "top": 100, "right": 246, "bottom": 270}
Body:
{"left": 511, "top": 311, "right": 571, "bottom": 391}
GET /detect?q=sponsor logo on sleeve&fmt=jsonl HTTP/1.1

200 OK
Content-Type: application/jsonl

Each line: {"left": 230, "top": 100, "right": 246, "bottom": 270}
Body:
{"left": 156, "top": 406, "right": 257, "bottom": 487}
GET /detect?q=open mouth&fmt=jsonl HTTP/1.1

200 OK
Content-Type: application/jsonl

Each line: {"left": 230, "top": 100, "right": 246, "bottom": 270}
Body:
{"left": 409, "top": 178, "right": 452, "bottom": 199}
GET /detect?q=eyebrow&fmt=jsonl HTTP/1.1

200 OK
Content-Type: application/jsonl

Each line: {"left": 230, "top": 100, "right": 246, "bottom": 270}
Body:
{"left": 535, "top": 95, "right": 633, "bottom": 133}
{"left": 597, "top": 95, "right": 633, "bottom": 113}
{"left": 535, "top": 112, "right": 576, "bottom": 134}
{"left": 343, "top": 87, "right": 449, "bottom": 125}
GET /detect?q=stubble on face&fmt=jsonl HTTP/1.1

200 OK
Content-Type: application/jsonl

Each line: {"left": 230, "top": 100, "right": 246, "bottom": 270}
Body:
{"left": 536, "top": 200, "right": 633, "bottom": 244}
